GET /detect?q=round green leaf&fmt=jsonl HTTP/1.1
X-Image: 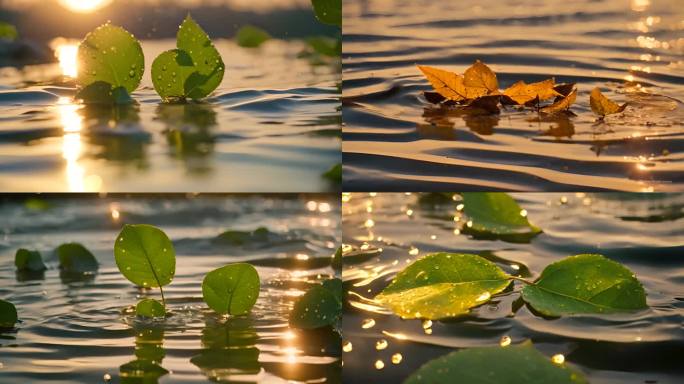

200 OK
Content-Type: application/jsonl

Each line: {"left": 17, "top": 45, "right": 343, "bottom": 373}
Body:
{"left": 290, "top": 279, "right": 342, "bottom": 329}
{"left": 56, "top": 243, "right": 99, "bottom": 273}
{"left": 114, "top": 224, "right": 176, "bottom": 288}
{"left": 136, "top": 298, "right": 166, "bottom": 318}
{"left": 151, "top": 49, "right": 196, "bottom": 101}
{"left": 177, "top": 15, "right": 225, "bottom": 99}
{"left": 202, "top": 263, "right": 260, "bottom": 316}
{"left": 0, "top": 299, "right": 18, "bottom": 328}
{"left": 77, "top": 23, "right": 144, "bottom": 94}
{"left": 15, "top": 248, "right": 47, "bottom": 272}
{"left": 0, "top": 22, "right": 18, "bottom": 41}
{"left": 462, "top": 192, "right": 542, "bottom": 242}
{"left": 236, "top": 25, "right": 271, "bottom": 48}
{"left": 311, "top": 0, "right": 341, "bottom": 26}
{"left": 376, "top": 253, "right": 510, "bottom": 320}
{"left": 521, "top": 254, "right": 648, "bottom": 316}
{"left": 405, "top": 341, "right": 588, "bottom": 384}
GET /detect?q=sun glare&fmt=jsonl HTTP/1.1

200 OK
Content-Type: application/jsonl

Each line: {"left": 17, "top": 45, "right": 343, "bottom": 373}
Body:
{"left": 51, "top": 38, "right": 79, "bottom": 78}
{"left": 59, "top": 0, "right": 112, "bottom": 13}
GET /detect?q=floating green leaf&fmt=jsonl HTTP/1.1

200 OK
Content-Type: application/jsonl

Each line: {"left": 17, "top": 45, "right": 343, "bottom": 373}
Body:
{"left": 136, "top": 298, "right": 166, "bottom": 318}
{"left": 521, "top": 254, "right": 648, "bottom": 316}
{"left": 323, "top": 163, "right": 342, "bottom": 183}
{"left": 56, "top": 243, "right": 99, "bottom": 273}
{"left": 0, "top": 22, "right": 18, "bottom": 41}
{"left": 152, "top": 15, "right": 225, "bottom": 101}
{"left": 461, "top": 192, "right": 542, "bottom": 242}
{"left": 331, "top": 246, "right": 342, "bottom": 270}
{"left": 311, "top": 0, "right": 341, "bottom": 26}
{"left": 214, "top": 227, "right": 270, "bottom": 246}
{"left": 76, "top": 23, "right": 144, "bottom": 104}
{"left": 405, "top": 341, "right": 587, "bottom": 384}
{"left": 0, "top": 299, "right": 18, "bottom": 328}
{"left": 290, "top": 278, "right": 342, "bottom": 329}
{"left": 376, "top": 253, "right": 510, "bottom": 320}
{"left": 15, "top": 248, "right": 47, "bottom": 272}
{"left": 202, "top": 263, "right": 260, "bottom": 316}
{"left": 306, "top": 36, "right": 341, "bottom": 57}
{"left": 236, "top": 25, "right": 270, "bottom": 48}
{"left": 114, "top": 224, "right": 176, "bottom": 289}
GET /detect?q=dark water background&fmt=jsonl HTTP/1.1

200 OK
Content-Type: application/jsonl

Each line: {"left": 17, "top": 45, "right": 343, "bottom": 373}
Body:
{"left": 342, "top": 192, "right": 684, "bottom": 383}
{"left": 342, "top": 0, "right": 684, "bottom": 192}
{"left": 0, "top": 194, "right": 341, "bottom": 383}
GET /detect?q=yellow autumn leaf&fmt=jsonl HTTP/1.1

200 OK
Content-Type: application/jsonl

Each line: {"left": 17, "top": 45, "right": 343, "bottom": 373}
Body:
{"left": 503, "top": 78, "right": 560, "bottom": 105}
{"left": 463, "top": 60, "right": 498, "bottom": 98}
{"left": 590, "top": 87, "right": 627, "bottom": 116}
{"left": 417, "top": 65, "right": 467, "bottom": 102}
{"left": 540, "top": 88, "right": 577, "bottom": 114}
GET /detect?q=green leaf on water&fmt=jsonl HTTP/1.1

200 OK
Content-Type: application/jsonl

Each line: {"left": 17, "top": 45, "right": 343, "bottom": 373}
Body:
{"left": 15, "top": 248, "right": 47, "bottom": 272}
{"left": 461, "top": 192, "right": 542, "bottom": 242}
{"left": 214, "top": 227, "right": 270, "bottom": 246}
{"left": 331, "top": 246, "right": 342, "bottom": 270}
{"left": 311, "top": 0, "right": 341, "bottom": 26}
{"left": 236, "top": 25, "right": 271, "bottom": 48}
{"left": 404, "top": 341, "right": 588, "bottom": 384}
{"left": 114, "top": 224, "right": 176, "bottom": 289}
{"left": 306, "top": 36, "right": 341, "bottom": 57}
{"left": 76, "top": 23, "right": 144, "bottom": 104}
{"left": 56, "top": 243, "right": 99, "bottom": 273}
{"left": 290, "top": 278, "right": 342, "bottom": 329}
{"left": 0, "top": 22, "right": 18, "bottom": 41}
{"left": 0, "top": 299, "right": 18, "bottom": 328}
{"left": 152, "top": 15, "right": 225, "bottom": 101}
{"left": 202, "top": 263, "right": 260, "bottom": 316}
{"left": 136, "top": 298, "right": 166, "bottom": 318}
{"left": 323, "top": 163, "right": 342, "bottom": 183}
{"left": 376, "top": 253, "right": 510, "bottom": 320}
{"left": 521, "top": 254, "right": 648, "bottom": 317}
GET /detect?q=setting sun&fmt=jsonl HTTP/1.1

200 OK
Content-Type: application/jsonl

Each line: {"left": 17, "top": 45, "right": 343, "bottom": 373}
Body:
{"left": 58, "top": 0, "right": 112, "bottom": 13}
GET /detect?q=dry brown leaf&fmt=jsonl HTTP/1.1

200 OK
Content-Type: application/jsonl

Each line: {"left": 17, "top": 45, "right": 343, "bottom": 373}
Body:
{"left": 590, "top": 87, "right": 627, "bottom": 116}
{"left": 466, "top": 95, "right": 501, "bottom": 114}
{"left": 540, "top": 88, "right": 577, "bottom": 114}
{"left": 418, "top": 65, "right": 467, "bottom": 102}
{"left": 503, "top": 78, "right": 560, "bottom": 105}
{"left": 463, "top": 60, "right": 499, "bottom": 98}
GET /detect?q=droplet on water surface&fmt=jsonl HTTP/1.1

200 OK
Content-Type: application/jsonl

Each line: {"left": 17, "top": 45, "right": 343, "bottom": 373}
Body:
{"left": 103, "top": 373, "right": 111, "bottom": 382}
{"left": 552, "top": 354, "right": 565, "bottom": 364}
{"left": 500, "top": 335, "right": 511, "bottom": 347}
{"left": 391, "top": 353, "right": 403, "bottom": 364}
{"left": 342, "top": 341, "right": 352, "bottom": 352}
{"left": 376, "top": 339, "right": 388, "bottom": 350}
{"left": 361, "top": 318, "right": 376, "bottom": 329}
{"left": 375, "top": 360, "right": 385, "bottom": 370}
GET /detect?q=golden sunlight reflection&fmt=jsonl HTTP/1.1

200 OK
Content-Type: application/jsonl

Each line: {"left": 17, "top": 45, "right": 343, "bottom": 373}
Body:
{"left": 57, "top": 97, "right": 102, "bottom": 192}
{"left": 50, "top": 38, "right": 79, "bottom": 78}
{"left": 630, "top": 0, "right": 650, "bottom": 12}
{"left": 59, "top": 0, "right": 112, "bottom": 13}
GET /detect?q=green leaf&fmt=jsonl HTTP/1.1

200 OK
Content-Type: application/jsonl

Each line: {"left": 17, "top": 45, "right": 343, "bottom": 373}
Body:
{"left": 76, "top": 23, "right": 144, "bottom": 103}
{"left": 236, "top": 25, "right": 270, "bottom": 48}
{"left": 461, "top": 192, "right": 542, "bottom": 242}
{"left": 74, "top": 81, "right": 133, "bottom": 105}
{"left": 290, "top": 278, "right": 342, "bottom": 329}
{"left": 323, "top": 163, "right": 342, "bottom": 183}
{"left": 136, "top": 298, "right": 166, "bottom": 318}
{"left": 114, "top": 224, "right": 176, "bottom": 288}
{"left": 0, "top": 299, "right": 18, "bottom": 328}
{"left": 311, "top": 0, "right": 341, "bottom": 26}
{"left": 0, "top": 22, "right": 18, "bottom": 41}
{"left": 404, "top": 341, "right": 588, "bottom": 384}
{"left": 214, "top": 227, "right": 270, "bottom": 246}
{"left": 376, "top": 253, "right": 510, "bottom": 320}
{"left": 331, "top": 246, "right": 342, "bottom": 270}
{"left": 306, "top": 36, "right": 341, "bottom": 57}
{"left": 202, "top": 263, "right": 260, "bottom": 315}
{"left": 521, "top": 254, "right": 648, "bottom": 316}
{"left": 15, "top": 249, "right": 47, "bottom": 272}
{"left": 56, "top": 243, "right": 99, "bottom": 273}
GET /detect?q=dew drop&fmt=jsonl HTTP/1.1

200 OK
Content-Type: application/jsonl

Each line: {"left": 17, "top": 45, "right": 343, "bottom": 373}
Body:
{"left": 375, "top": 339, "right": 388, "bottom": 350}
{"left": 552, "top": 354, "right": 565, "bottom": 364}
{"left": 342, "top": 341, "right": 352, "bottom": 352}
{"left": 361, "top": 318, "right": 376, "bottom": 329}
{"left": 500, "top": 335, "right": 511, "bottom": 347}
{"left": 103, "top": 373, "right": 111, "bottom": 381}
{"left": 129, "top": 70, "right": 135, "bottom": 78}
{"left": 375, "top": 360, "right": 385, "bottom": 370}
{"left": 391, "top": 353, "right": 403, "bottom": 364}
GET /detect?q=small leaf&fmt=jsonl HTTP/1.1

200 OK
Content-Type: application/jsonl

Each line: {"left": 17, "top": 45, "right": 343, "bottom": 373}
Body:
{"left": 214, "top": 227, "right": 270, "bottom": 246}
{"left": 236, "top": 25, "right": 270, "bottom": 48}
{"left": 311, "top": 0, "right": 341, "bottom": 26}
{"left": 136, "top": 298, "right": 166, "bottom": 318}
{"left": 15, "top": 248, "right": 47, "bottom": 272}
{"left": 404, "top": 341, "right": 588, "bottom": 384}
{"left": 0, "top": 299, "right": 18, "bottom": 328}
{"left": 521, "top": 254, "right": 648, "bottom": 316}
{"left": 56, "top": 243, "right": 99, "bottom": 273}
{"left": 202, "top": 263, "right": 260, "bottom": 315}
{"left": 76, "top": 23, "right": 144, "bottom": 102}
{"left": 114, "top": 224, "right": 176, "bottom": 288}
{"left": 306, "top": 36, "right": 341, "bottom": 57}
{"left": 463, "top": 60, "right": 499, "bottom": 98}
{"left": 461, "top": 192, "right": 542, "bottom": 242}
{"left": 503, "top": 78, "right": 561, "bottom": 105}
{"left": 331, "top": 246, "right": 342, "bottom": 270}
{"left": 323, "top": 163, "right": 342, "bottom": 183}
{"left": 0, "top": 22, "right": 18, "bottom": 41}
{"left": 376, "top": 253, "right": 510, "bottom": 320}
{"left": 418, "top": 65, "right": 468, "bottom": 102}
{"left": 289, "top": 279, "right": 342, "bottom": 329}
{"left": 540, "top": 88, "right": 577, "bottom": 115}
{"left": 590, "top": 87, "right": 627, "bottom": 117}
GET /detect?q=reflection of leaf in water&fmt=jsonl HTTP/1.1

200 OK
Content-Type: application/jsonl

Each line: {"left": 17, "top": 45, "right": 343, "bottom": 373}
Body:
{"left": 120, "top": 326, "right": 168, "bottom": 383}
{"left": 531, "top": 112, "right": 576, "bottom": 138}
{"left": 421, "top": 105, "right": 500, "bottom": 137}
{"left": 156, "top": 103, "right": 217, "bottom": 173}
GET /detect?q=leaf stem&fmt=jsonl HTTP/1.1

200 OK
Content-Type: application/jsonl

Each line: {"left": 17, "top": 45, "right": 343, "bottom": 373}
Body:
{"left": 509, "top": 275, "right": 535, "bottom": 285}
{"left": 159, "top": 285, "right": 167, "bottom": 312}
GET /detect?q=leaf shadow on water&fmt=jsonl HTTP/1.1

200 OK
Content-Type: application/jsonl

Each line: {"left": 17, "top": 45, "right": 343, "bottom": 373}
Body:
{"left": 419, "top": 106, "right": 501, "bottom": 139}
{"left": 15, "top": 269, "right": 45, "bottom": 282}
{"left": 119, "top": 325, "right": 168, "bottom": 383}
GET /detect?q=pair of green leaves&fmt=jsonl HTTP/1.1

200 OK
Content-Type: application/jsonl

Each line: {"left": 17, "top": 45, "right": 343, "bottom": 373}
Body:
{"left": 289, "top": 278, "right": 342, "bottom": 329}
{"left": 76, "top": 16, "right": 223, "bottom": 104}
{"left": 15, "top": 244, "right": 98, "bottom": 273}
{"left": 376, "top": 253, "right": 647, "bottom": 320}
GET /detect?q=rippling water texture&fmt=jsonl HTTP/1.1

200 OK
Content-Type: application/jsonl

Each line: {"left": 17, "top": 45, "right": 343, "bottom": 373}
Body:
{"left": 342, "top": 193, "right": 684, "bottom": 383}
{"left": 0, "top": 195, "right": 341, "bottom": 383}
{"left": 0, "top": 40, "right": 341, "bottom": 192}
{"left": 342, "top": 0, "right": 684, "bottom": 191}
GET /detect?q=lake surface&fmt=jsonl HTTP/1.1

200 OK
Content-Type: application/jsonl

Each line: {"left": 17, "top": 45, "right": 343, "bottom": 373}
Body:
{"left": 0, "top": 39, "right": 340, "bottom": 192}
{"left": 342, "top": 0, "right": 684, "bottom": 192}
{"left": 0, "top": 194, "right": 341, "bottom": 383}
{"left": 342, "top": 192, "right": 684, "bottom": 383}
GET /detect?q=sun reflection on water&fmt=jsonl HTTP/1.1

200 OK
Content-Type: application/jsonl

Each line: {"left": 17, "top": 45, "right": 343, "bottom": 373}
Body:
{"left": 57, "top": 98, "right": 102, "bottom": 192}
{"left": 50, "top": 38, "right": 79, "bottom": 78}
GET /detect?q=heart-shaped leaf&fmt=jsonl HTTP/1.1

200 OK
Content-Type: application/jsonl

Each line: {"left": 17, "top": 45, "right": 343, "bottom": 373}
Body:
{"left": 56, "top": 243, "right": 99, "bottom": 273}
{"left": 590, "top": 87, "right": 627, "bottom": 117}
{"left": 522, "top": 254, "right": 648, "bottom": 316}
{"left": 0, "top": 299, "right": 18, "bottom": 328}
{"left": 114, "top": 224, "right": 176, "bottom": 288}
{"left": 202, "top": 263, "right": 260, "bottom": 316}
{"left": 503, "top": 78, "right": 561, "bottom": 105}
{"left": 405, "top": 341, "right": 587, "bottom": 384}
{"left": 376, "top": 253, "right": 510, "bottom": 320}
{"left": 290, "top": 278, "right": 342, "bottom": 329}
{"left": 136, "top": 298, "right": 166, "bottom": 318}
{"left": 15, "top": 248, "right": 47, "bottom": 272}
{"left": 311, "top": 0, "right": 341, "bottom": 26}
{"left": 76, "top": 23, "right": 144, "bottom": 104}
{"left": 461, "top": 192, "right": 542, "bottom": 242}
